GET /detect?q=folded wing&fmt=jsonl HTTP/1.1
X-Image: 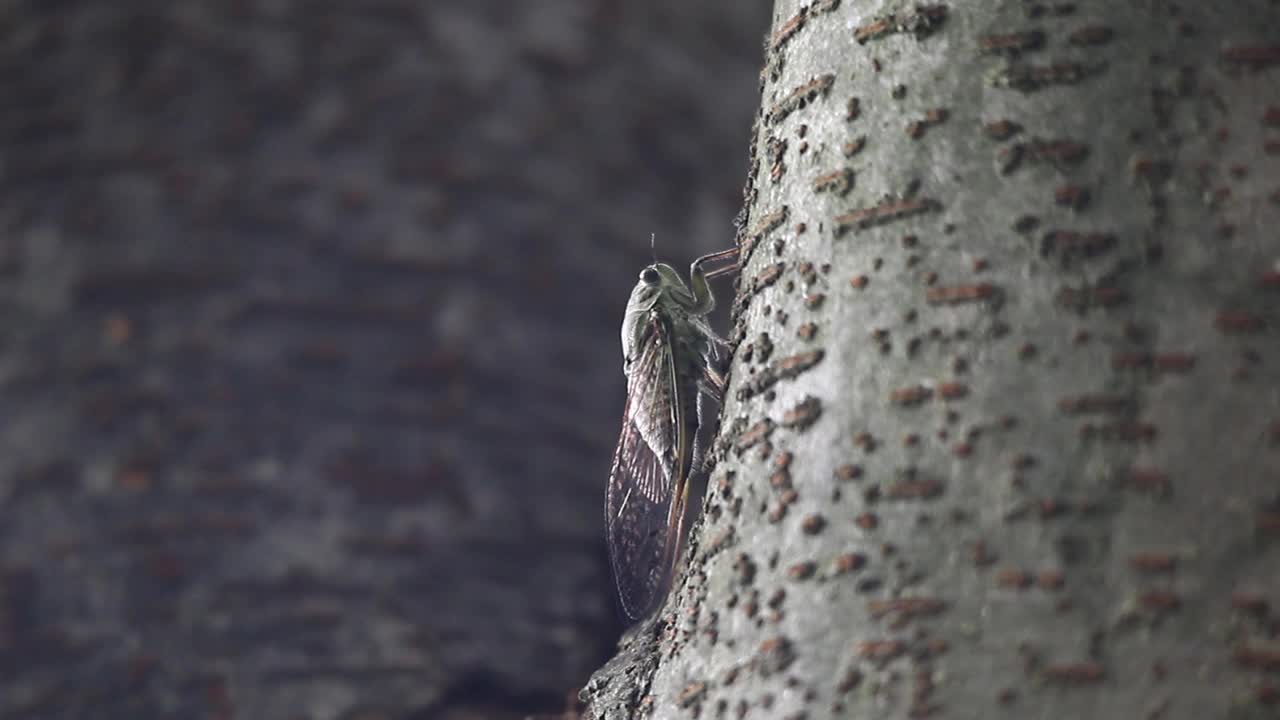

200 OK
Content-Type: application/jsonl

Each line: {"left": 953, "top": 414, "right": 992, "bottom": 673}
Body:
{"left": 605, "top": 313, "right": 689, "bottom": 622}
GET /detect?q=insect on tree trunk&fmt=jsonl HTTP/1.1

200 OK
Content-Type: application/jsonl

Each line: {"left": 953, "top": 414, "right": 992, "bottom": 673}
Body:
{"left": 583, "top": 1, "right": 1280, "bottom": 718}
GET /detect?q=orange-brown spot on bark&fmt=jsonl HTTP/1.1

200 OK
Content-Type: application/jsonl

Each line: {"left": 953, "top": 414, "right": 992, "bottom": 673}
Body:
{"left": 770, "top": 9, "right": 808, "bottom": 51}
{"left": 971, "top": 540, "right": 997, "bottom": 566}
{"left": 1154, "top": 353, "right": 1196, "bottom": 373}
{"left": 1111, "top": 353, "right": 1152, "bottom": 368}
{"left": 995, "top": 62, "right": 1092, "bottom": 91}
{"left": 891, "top": 385, "right": 933, "bottom": 406}
{"left": 856, "top": 639, "right": 907, "bottom": 663}
{"left": 906, "top": 108, "right": 949, "bottom": 139}
{"left": 938, "top": 382, "right": 968, "bottom": 400}
{"left": 768, "top": 74, "right": 836, "bottom": 125}
{"left": 1054, "top": 184, "right": 1090, "bottom": 209}
{"left": 1086, "top": 421, "right": 1157, "bottom": 443}
{"left": 747, "top": 207, "right": 790, "bottom": 252}
{"left": 887, "top": 478, "right": 943, "bottom": 500}
{"left": 1221, "top": 46, "right": 1280, "bottom": 69}
{"left": 1131, "top": 156, "right": 1171, "bottom": 182}
{"left": 997, "top": 568, "right": 1031, "bottom": 589}
{"left": 1216, "top": 310, "right": 1265, "bottom": 334}
{"left": 1069, "top": 25, "right": 1113, "bottom": 46}
{"left": 1232, "top": 592, "right": 1270, "bottom": 614}
{"left": 782, "top": 395, "right": 823, "bottom": 429}
{"left": 1038, "top": 569, "right": 1065, "bottom": 590}
{"left": 779, "top": 350, "right": 824, "bottom": 375}
{"left": 813, "top": 168, "right": 855, "bottom": 196}
{"left": 1140, "top": 591, "right": 1181, "bottom": 611}
{"left": 926, "top": 283, "right": 997, "bottom": 304}
{"left": 1129, "top": 467, "right": 1170, "bottom": 496}
{"left": 1044, "top": 663, "right": 1105, "bottom": 685}
{"left": 854, "top": 17, "right": 894, "bottom": 43}
{"left": 1259, "top": 512, "right": 1280, "bottom": 535}
{"left": 835, "top": 197, "right": 940, "bottom": 234}
{"left": 767, "top": 138, "right": 787, "bottom": 182}
{"left": 855, "top": 4, "right": 948, "bottom": 44}
{"left": 855, "top": 513, "right": 879, "bottom": 530}
{"left": 833, "top": 552, "right": 867, "bottom": 574}
{"left": 1234, "top": 643, "right": 1280, "bottom": 672}
{"left": 801, "top": 514, "right": 826, "bottom": 535}
{"left": 1056, "top": 284, "right": 1129, "bottom": 310}
{"left": 1027, "top": 139, "right": 1089, "bottom": 165}
{"left": 788, "top": 561, "right": 817, "bottom": 580}
{"left": 678, "top": 681, "right": 707, "bottom": 708}
{"left": 867, "top": 597, "right": 946, "bottom": 621}
{"left": 1057, "top": 393, "right": 1130, "bottom": 414}
{"left": 1011, "top": 453, "right": 1035, "bottom": 470}
{"left": 1040, "top": 230, "right": 1114, "bottom": 261}
{"left": 843, "top": 136, "right": 867, "bottom": 157}
{"left": 757, "top": 636, "right": 797, "bottom": 676}
{"left": 985, "top": 119, "right": 1022, "bottom": 140}
{"left": 836, "top": 668, "right": 864, "bottom": 693}
{"left": 1037, "top": 498, "right": 1068, "bottom": 518}
{"left": 851, "top": 274, "right": 869, "bottom": 289}
{"left": 736, "top": 419, "right": 776, "bottom": 452}
{"left": 753, "top": 262, "right": 785, "bottom": 291}
{"left": 1130, "top": 553, "right": 1177, "bottom": 573}
{"left": 978, "top": 30, "right": 1045, "bottom": 55}
{"left": 835, "top": 464, "right": 863, "bottom": 481}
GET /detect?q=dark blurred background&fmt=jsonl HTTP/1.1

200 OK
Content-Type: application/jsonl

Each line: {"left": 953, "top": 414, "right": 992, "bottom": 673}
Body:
{"left": 0, "top": 2, "right": 769, "bottom": 718}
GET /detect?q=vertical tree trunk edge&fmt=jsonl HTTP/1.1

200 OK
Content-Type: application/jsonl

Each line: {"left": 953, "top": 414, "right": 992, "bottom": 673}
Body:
{"left": 585, "top": 1, "right": 1280, "bottom": 718}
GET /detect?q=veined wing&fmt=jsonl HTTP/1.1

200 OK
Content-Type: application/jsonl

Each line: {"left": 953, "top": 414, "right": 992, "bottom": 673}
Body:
{"left": 605, "top": 313, "right": 691, "bottom": 623}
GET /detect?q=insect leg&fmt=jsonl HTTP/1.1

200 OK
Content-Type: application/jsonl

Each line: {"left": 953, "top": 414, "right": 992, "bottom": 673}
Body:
{"left": 699, "top": 365, "right": 726, "bottom": 405}
{"left": 686, "top": 246, "right": 740, "bottom": 315}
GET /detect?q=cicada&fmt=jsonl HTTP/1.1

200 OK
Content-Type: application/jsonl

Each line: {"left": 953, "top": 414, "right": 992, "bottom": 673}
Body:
{"left": 606, "top": 244, "right": 739, "bottom": 623}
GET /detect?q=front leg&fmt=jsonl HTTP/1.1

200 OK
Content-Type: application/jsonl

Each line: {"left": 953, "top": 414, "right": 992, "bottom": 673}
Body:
{"left": 685, "top": 246, "right": 740, "bottom": 316}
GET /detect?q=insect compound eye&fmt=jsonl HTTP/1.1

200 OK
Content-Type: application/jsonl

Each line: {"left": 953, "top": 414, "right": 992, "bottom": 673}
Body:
{"left": 640, "top": 267, "right": 661, "bottom": 285}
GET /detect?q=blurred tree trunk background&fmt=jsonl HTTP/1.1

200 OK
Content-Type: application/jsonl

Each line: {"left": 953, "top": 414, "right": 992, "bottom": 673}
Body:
{"left": 0, "top": 1, "right": 770, "bottom": 718}
{"left": 585, "top": 1, "right": 1280, "bottom": 718}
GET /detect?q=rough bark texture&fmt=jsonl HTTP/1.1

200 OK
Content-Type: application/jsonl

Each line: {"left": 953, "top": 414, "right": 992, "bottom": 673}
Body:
{"left": 584, "top": 1, "right": 1280, "bottom": 718}
{"left": 0, "top": 2, "right": 769, "bottom": 718}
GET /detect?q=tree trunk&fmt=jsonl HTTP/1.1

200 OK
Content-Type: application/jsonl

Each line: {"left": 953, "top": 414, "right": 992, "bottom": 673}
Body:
{"left": 584, "top": 1, "right": 1280, "bottom": 718}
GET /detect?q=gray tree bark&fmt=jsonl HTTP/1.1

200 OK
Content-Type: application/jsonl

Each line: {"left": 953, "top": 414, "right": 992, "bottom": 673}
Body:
{"left": 584, "top": 1, "right": 1280, "bottom": 718}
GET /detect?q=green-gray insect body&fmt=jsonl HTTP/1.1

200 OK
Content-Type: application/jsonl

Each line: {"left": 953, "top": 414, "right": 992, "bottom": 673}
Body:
{"left": 607, "top": 246, "right": 737, "bottom": 623}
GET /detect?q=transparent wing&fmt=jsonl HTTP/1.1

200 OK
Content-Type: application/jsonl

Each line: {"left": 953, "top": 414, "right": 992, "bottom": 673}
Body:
{"left": 606, "top": 314, "right": 690, "bottom": 623}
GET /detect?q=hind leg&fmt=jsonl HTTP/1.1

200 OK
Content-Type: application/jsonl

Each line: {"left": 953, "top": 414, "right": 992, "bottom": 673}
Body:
{"left": 691, "top": 365, "right": 727, "bottom": 476}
